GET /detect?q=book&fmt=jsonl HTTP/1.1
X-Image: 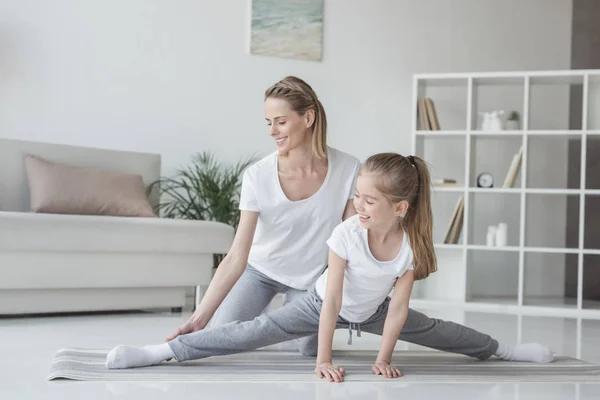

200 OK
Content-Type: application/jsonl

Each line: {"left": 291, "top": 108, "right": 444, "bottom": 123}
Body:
{"left": 443, "top": 196, "right": 464, "bottom": 244}
{"left": 417, "top": 97, "right": 441, "bottom": 130}
{"left": 418, "top": 99, "right": 430, "bottom": 130}
{"left": 425, "top": 98, "right": 441, "bottom": 130}
{"left": 502, "top": 146, "right": 524, "bottom": 188}
{"left": 432, "top": 178, "right": 457, "bottom": 185}
{"left": 448, "top": 199, "right": 465, "bottom": 244}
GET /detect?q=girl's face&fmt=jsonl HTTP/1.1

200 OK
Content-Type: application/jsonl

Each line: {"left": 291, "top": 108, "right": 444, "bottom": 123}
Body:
{"left": 353, "top": 173, "right": 406, "bottom": 229}
{"left": 264, "top": 97, "right": 313, "bottom": 154}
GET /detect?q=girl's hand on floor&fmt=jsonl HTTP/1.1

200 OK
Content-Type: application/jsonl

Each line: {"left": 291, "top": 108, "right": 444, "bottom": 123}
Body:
{"left": 165, "top": 312, "right": 204, "bottom": 341}
{"left": 372, "top": 360, "right": 402, "bottom": 379}
{"left": 315, "top": 362, "right": 346, "bottom": 383}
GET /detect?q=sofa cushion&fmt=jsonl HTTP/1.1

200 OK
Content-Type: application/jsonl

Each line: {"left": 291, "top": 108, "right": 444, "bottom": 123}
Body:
{"left": 24, "top": 154, "right": 156, "bottom": 217}
{"left": 0, "top": 211, "right": 234, "bottom": 254}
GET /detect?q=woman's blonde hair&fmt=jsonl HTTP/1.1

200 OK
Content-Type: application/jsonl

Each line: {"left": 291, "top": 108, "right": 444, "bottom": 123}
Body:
{"left": 361, "top": 153, "right": 437, "bottom": 280}
{"left": 264, "top": 76, "right": 327, "bottom": 159}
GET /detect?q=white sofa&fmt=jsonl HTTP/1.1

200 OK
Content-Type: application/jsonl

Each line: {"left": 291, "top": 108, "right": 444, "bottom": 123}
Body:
{"left": 0, "top": 138, "right": 234, "bottom": 315}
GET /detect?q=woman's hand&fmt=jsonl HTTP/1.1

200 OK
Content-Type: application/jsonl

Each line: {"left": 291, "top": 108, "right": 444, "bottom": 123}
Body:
{"left": 165, "top": 311, "right": 205, "bottom": 341}
{"left": 315, "top": 362, "right": 346, "bottom": 383}
{"left": 372, "top": 360, "right": 402, "bottom": 379}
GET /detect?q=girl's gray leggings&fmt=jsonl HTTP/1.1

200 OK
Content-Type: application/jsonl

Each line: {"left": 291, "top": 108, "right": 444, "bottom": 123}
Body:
{"left": 168, "top": 266, "right": 498, "bottom": 362}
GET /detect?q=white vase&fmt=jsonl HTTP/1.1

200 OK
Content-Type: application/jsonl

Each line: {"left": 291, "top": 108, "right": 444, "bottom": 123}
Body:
{"left": 495, "top": 223, "right": 508, "bottom": 247}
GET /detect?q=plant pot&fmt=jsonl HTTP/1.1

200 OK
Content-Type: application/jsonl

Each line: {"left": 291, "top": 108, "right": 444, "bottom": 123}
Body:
{"left": 505, "top": 120, "right": 520, "bottom": 130}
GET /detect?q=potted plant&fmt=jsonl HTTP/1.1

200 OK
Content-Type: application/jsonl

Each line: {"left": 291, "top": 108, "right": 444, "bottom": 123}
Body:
{"left": 506, "top": 110, "right": 520, "bottom": 130}
{"left": 148, "top": 151, "right": 258, "bottom": 268}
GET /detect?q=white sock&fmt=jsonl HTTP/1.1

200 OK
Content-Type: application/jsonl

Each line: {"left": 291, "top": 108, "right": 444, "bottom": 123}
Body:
{"left": 494, "top": 342, "right": 554, "bottom": 363}
{"left": 105, "top": 343, "right": 175, "bottom": 369}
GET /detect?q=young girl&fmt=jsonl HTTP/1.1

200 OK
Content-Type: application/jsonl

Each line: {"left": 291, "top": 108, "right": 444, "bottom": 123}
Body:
{"left": 106, "top": 153, "right": 553, "bottom": 381}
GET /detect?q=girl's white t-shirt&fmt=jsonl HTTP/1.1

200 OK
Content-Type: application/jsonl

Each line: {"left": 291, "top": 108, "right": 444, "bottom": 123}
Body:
{"left": 239, "top": 146, "right": 361, "bottom": 290}
{"left": 315, "top": 215, "right": 414, "bottom": 323}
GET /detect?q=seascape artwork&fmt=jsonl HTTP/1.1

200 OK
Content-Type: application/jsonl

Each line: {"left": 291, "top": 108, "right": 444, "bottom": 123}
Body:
{"left": 250, "top": 0, "right": 324, "bottom": 61}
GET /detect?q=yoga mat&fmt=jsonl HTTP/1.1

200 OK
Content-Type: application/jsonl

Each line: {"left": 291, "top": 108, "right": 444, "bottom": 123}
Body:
{"left": 48, "top": 349, "right": 600, "bottom": 383}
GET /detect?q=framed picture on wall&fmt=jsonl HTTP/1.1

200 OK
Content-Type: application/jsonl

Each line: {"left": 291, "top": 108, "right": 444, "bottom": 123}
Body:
{"left": 247, "top": 0, "right": 324, "bottom": 62}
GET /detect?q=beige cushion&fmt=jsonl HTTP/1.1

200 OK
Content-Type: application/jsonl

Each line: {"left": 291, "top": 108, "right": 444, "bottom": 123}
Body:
{"left": 24, "top": 154, "right": 156, "bottom": 217}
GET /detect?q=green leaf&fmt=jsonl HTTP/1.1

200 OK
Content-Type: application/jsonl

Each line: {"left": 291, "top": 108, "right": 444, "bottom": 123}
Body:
{"left": 149, "top": 151, "right": 260, "bottom": 229}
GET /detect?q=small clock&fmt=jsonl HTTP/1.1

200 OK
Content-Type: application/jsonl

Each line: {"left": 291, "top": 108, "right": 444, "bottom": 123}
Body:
{"left": 477, "top": 172, "right": 494, "bottom": 188}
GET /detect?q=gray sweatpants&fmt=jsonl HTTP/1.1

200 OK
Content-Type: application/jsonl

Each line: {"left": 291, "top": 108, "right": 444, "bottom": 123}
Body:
{"left": 172, "top": 266, "right": 498, "bottom": 361}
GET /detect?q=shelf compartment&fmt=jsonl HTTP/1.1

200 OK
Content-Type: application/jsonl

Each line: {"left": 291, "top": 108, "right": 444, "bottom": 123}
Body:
{"left": 527, "top": 135, "right": 580, "bottom": 190}
{"left": 582, "top": 255, "right": 600, "bottom": 309}
{"left": 415, "top": 135, "right": 466, "bottom": 190}
{"left": 588, "top": 75, "right": 600, "bottom": 131}
{"left": 469, "top": 135, "right": 523, "bottom": 189}
{"left": 529, "top": 75, "right": 584, "bottom": 131}
{"left": 466, "top": 249, "right": 519, "bottom": 305}
{"left": 524, "top": 252, "right": 578, "bottom": 309}
{"left": 432, "top": 191, "right": 465, "bottom": 245}
{"left": 412, "top": 247, "right": 465, "bottom": 302}
{"left": 470, "top": 76, "right": 525, "bottom": 132}
{"left": 468, "top": 191, "right": 521, "bottom": 247}
{"left": 525, "top": 193, "right": 580, "bottom": 249}
{"left": 585, "top": 136, "right": 600, "bottom": 190}
{"left": 416, "top": 78, "right": 468, "bottom": 131}
{"left": 584, "top": 195, "right": 600, "bottom": 250}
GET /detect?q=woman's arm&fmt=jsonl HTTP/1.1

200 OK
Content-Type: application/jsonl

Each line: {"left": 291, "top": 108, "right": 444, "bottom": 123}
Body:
{"left": 372, "top": 269, "right": 415, "bottom": 378}
{"left": 166, "top": 210, "right": 259, "bottom": 340}
{"left": 315, "top": 249, "right": 346, "bottom": 382}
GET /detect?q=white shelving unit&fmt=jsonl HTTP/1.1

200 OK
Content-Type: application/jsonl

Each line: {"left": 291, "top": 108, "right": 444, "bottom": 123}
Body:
{"left": 410, "top": 69, "right": 600, "bottom": 320}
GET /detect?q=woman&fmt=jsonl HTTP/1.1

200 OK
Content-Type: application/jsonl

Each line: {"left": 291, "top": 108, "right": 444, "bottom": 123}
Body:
{"left": 166, "top": 76, "right": 551, "bottom": 364}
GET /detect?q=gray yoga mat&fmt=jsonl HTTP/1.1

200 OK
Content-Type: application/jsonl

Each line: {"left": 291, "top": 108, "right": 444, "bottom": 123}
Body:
{"left": 48, "top": 348, "right": 600, "bottom": 383}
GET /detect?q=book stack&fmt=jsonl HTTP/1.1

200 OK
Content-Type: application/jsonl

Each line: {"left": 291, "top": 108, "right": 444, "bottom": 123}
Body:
{"left": 417, "top": 98, "right": 440, "bottom": 130}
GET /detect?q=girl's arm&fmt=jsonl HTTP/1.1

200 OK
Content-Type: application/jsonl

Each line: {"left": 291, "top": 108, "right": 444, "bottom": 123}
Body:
{"left": 373, "top": 269, "right": 415, "bottom": 378}
{"left": 166, "top": 210, "right": 259, "bottom": 340}
{"left": 315, "top": 249, "right": 347, "bottom": 382}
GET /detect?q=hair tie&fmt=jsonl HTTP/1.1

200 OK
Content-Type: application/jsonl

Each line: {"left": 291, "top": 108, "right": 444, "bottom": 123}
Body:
{"left": 408, "top": 155, "right": 415, "bottom": 166}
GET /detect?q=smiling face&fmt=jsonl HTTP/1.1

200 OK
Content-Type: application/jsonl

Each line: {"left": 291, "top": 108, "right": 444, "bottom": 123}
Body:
{"left": 264, "top": 97, "right": 314, "bottom": 154}
{"left": 353, "top": 172, "right": 408, "bottom": 229}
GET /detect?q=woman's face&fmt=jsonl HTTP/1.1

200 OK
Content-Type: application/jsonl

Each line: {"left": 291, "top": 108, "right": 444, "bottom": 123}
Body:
{"left": 264, "top": 97, "right": 313, "bottom": 154}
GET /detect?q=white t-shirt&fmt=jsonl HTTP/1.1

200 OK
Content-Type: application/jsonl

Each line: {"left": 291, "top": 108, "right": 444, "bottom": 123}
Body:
{"left": 315, "top": 215, "right": 414, "bottom": 323}
{"left": 239, "top": 146, "right": 361, "bottom": 290}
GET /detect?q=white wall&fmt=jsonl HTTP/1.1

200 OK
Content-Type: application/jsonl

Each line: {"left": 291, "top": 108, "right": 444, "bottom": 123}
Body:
{"left": 0, "top": 0, "right": 573, "bottom": 297}
{"left": 0, "top": 0, "right": 572, "bottom": 171}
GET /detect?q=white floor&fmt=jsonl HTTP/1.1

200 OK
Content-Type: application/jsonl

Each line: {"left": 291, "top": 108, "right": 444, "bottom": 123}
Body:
{"left": 2, "top": 307, "right": 600, "bottom": 400}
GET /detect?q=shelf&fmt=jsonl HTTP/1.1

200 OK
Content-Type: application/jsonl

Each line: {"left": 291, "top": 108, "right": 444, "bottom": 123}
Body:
{"left": 525, "top": 188, "right": 580, "bottom": 194}
{"left": 434, "top": 244, "right": 464, "bottom": 250}
{"left": 436, "top": 245, "right": 586, "bottom": 254}
{"left": 413, "top": 69, "right": 600, "bottom": 81}
{"left": 409, "top": 298, "right": 600, "bottom": 319}
{"left": 415, "top": 130, "right": 466, "bottom": 136}
{"left": 413, "top": 68, "right": 600, "bottom": 320}
{"left": 436, "top": 245, "right": 587, "bottom": 254}
{"left": 524, "top": 247, "right": 579, "bottom": 254}
{"left": 468, "top": 188, "right": 521, "bottom": 194}
{"left": 468, "top": 296, "right": 518, "bottom": 306}
{"left": 431, "top": 186, "right": 465, "bottom": 192}
{"left": 467, "top": 245, "right": 520, "bottom": 252}
{"left": 434, "top": 188, "right": 592, "bottom": 194}
{"left": 415, "top": 129, "right": 598, "bottom": 136}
